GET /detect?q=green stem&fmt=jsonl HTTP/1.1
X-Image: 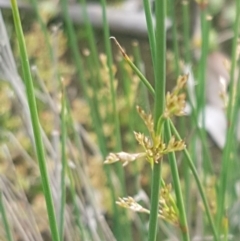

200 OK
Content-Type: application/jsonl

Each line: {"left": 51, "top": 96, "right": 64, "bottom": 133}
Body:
{"left": 10, "top": 1, "right": 60, "bottom": 241}
{"left": 148, "top": 1, "right": 166, "bottom": 241}
{"left": 197, "top": 8, "right": 209, "bottom": 111}
{"left": 142, "top": 0, "right": 156, "bottom": 67}
{"left": 77, "top": 0, "right": 100, "bottom": 74}
{"left": 169, "top": 0, "right": 180, "bottom": 75}
{"left": 182, "top": 0, "right": 191, "bottom": 64}
{"left": 153, "top": 0, "right": 166, "bottom": 124}
{"left": 217, "top": 0, "right": 240, "bottom": 229}
{"left": 132, "top": 41, "right": 150, "bottom": 110}
{"left": 0, "top": 191, "right": 13, "bottom": 241}
{"left": 169, "top": 120, "right": 218, "bottom": 241}
{"left": 165, "top": 120, "right": 190, "bottom": 241}
{"left": 59, "top": 84, "right": 67, "bottom": 241}
{"left": 148, "top": 161, "right": 162, "bottom": 241}
{"left": 197, "top": 10, "right": 213, "bottom": 174}
{"left": 111, "top": 37, "right": 154, "bottom": 96}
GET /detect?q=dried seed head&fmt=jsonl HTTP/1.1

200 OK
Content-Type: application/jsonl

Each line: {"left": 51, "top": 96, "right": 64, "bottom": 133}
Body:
{"left": 158, "top": 183, "right": 180, "bottom": 226}
{"left": 104, "top": 152, "right": 145, "bottom": 166}
{"left": 176, "top": 74, "right": 188, "bottom": 90}
{"left": 116, "top": 197, "right": 149, "bottom": 214}
{"left": 134, "top": 132, "right": 152, "bottom": 149}
{"left": 164, "top": 75, "right": 188, "bottom": 118}
{"left": 136, "top": 106, "right": 154, "bottom": 134}
{"left": 164, "top": 136, "right": 186, "bottom": 153}
{"left": 219, "top": 76, "right": 228, "bottom": 109}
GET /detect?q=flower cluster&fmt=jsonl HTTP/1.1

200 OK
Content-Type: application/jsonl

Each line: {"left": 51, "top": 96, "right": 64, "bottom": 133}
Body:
{"left": 104, "top": 76, "right": 187, "bottom": 166}
{"left": 116, "top": 196, "right": 149, "bottom": 214}
{"left": 163, "top": 75, "right": 187, "bottom": 118}
{"left": 115, "top": 183, "right": 179, "bottom": 226}
{"left": 134, "top": 130, "right": 185, "bottom": 164}
{"left": 104, "top": 75, "right": 188, "bottom": 226}
{"left": 104, "top": 152, "right": 146, "bottom": 166}
{"left": 158, "top": 183, "right": 179, "bottom": 226}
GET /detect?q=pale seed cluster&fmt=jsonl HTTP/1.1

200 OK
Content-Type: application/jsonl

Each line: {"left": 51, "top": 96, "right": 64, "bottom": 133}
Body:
{"left": 164, "top": 75, "right": 187, "bottom": 118}
{"left": 158, "top": 184, "right": 179, "bottom": 226}
{"left": 116, "top": 197, "right": 149, "bottom": 214}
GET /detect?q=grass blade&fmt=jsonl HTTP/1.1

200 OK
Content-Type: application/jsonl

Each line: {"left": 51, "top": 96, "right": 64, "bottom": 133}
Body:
{"left": 148, "top": 1, "right": 166, "bottom": 240}
{"left": 10, "top": 1, "right": 60, "bottom": 240}
{"left": 0, "top": 191, "right": 14, "bottom": 241}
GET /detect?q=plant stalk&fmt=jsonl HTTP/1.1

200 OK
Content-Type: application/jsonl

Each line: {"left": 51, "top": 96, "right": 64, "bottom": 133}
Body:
{"left": 10, "top": 1, "right": 60, "bottom": 240}
{"left": 148, "top": 1, "right": 166, "bottom": 240}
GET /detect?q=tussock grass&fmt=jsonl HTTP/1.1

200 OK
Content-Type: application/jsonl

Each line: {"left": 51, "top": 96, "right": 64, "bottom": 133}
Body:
{"left": 0, "top": 1, "right": 239, "bottom": 241}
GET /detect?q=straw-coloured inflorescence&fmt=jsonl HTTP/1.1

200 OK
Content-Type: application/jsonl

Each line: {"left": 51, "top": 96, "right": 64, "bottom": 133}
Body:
{"left": 114, "top": 182, "right": 180, "bottom": 226}
{"left": 104, "top": 75, "right": 188, "bottom": 226}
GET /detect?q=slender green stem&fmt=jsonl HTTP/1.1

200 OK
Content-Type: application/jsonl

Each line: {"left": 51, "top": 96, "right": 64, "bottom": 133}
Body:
{"left": 153, "top": 0, "right": 166, "bottom": 123}
{"left": 142, "top": 0, "right": 156, "bottom": 67}
{"left": 197, "top": 9, "right": 210, "bottom": 112}
{"left": 65, "top": 101, "right": 95, "bottom": 241}
{"left": 132, "top": 41, "right": 150, "bottom": 110}
{"left": 77, "top": 0, "right": 100, "bottom": 73}
{"left": 148, "top": 1, "right": 166, "bottom": 241}
{"left": 187, "top": 90, "right": 213, "bottom": 173}
{"left": 217, "top": 0, "right": 240, "bottom": 230}
{"left": 198, "top": 7, "right": 207, "bottom": 100}
{"left": 182, "top": 1, "right": 191, "bottom": 64}
{"left": 66, "top": 163, "right": 88, "bottom": 240}
{"left": 59, "top": 84, "right": 67, "bottom": 241}
{"left": 169, "top": 120, "right": 218, "bottom": 241}
{"left": 148, "top": 161, "right": 162, "bottom": 241}
{"left": 169, "top": 0, "right": 180, "bottom": 75}
{"left": 10, "top": 1, "right": 60, "bottom": 241}
{"left": 197, "top": 11, "right": 213, "bottom": 173}
{"left": 110, "top": 37, "right": 154, "bottom": 96}
{"left": 165, "top": 120, "right": 190, "bottom": 241}
{"left": 0, "top": 191, "right": 13, "bottom": 241}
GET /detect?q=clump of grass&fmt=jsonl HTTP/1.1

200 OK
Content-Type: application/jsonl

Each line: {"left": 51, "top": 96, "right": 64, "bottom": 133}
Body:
{"left": 1, "top": 0, "right": 240, "bottom": 241}
{"left": 104, "top": 70, "right": 190, "bottom": 240}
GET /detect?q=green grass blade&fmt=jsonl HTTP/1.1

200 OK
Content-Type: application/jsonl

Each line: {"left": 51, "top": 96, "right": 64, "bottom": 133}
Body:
{"left": 59, "top": 83, "right": 67, "bottom": 241}
{"left": 217, "top": 0, "right": 240, "bottom": 230}
{"left": 142, "top": 0, "right": 156, "bottom": 67}
{"left": 182, "top": 1, "right": 191, "bottom": 64}
{"left": 0, "top": 191, "right": 14, "bottom": 241}
{"left": 169, "top": 0, "right": 180, "bottom": 75}
{"left": 169, "top": 120, "right": 218, "bottom": 241}
{"left": 165, "top": 120, "right": 190, "bottom": 241}
{"left": 148, "top": 1, "right": 166, "bottom": 240}
{"left": 10, "top": 1, "right": 60, "bottom": 241}
{"left": 77, "top": 0, "right": 100, "bottom": 74}
{"left": 111, "top": 37, "right": 154, "bottom": 97}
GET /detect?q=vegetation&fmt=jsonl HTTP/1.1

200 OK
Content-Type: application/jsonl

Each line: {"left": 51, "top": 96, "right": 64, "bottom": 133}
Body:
{"left": 0, "top": 0, "right": 240, "bottom": 241}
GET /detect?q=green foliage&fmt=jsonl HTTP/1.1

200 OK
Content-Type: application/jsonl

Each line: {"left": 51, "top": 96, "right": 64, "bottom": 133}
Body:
{"left": 0, "top": 1, "right": 240, "bottom": 241}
